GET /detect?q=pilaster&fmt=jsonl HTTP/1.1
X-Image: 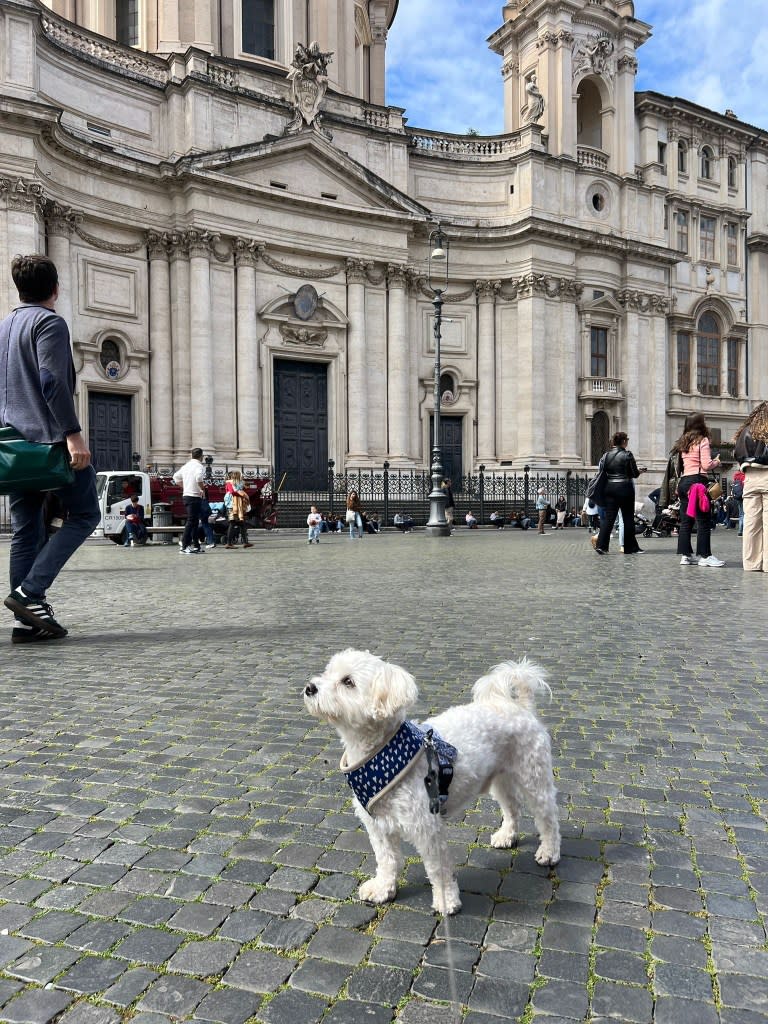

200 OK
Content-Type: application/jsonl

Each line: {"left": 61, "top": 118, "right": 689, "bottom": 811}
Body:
{"left": 45, "top": 201, "right": 78, "bottom": 337}
{"left": 146, "top": 230, "right": 174, "bottom": 460}
{"left": 346, "top": 258, "right": 369, "bottom": 461}
{"left": 187, "top": 229, "right": 218, "bottom": 453}
{"left": 476, "top": 280, "right": 500, "bottom": 464}
{"left": 386, "top": 263, "right": 409, "bottom": 462}
{"left": 168, "top": 231, "right": 191, "bottom": 457}
{"left": 234, "top": 238, "right": 264, "bottom": 459}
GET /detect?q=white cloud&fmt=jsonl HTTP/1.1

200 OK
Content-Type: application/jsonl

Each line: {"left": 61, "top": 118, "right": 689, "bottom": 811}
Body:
{"left": 386, "top": 0, "right": 768, "bottom": 134}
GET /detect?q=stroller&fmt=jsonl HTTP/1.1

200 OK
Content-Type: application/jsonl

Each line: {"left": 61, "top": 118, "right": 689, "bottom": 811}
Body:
{"left": 648, "top": 500, "right": 680, "bottom": 538}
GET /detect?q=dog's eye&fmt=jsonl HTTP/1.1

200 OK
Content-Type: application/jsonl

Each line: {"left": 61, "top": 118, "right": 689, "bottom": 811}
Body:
{"left": 340, "top": 676, "right": 355, "bottom": 688}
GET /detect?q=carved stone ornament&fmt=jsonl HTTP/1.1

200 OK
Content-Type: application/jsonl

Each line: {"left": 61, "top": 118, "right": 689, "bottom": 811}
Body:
{"left": 503, "top": 274, "right": 584, "bottom": 300}
{"left": 476, "top": 280, "right": 502, "bottom": 300}
{"left": 346, "top": 258, "right": 372, "bottom": 284}
{"left": 45, "top": 201, "right": 80, "bottom": 236}
{"left": 537, "top": 29, "right": 574, "bottom": 51}
{"left": 233, "top": 238, "right": 264, "bottom": 268}
{"left": 294, "top": 283, "right": 320, "bottom": 321}
{"left": 284, "top": 41, "right": 334, "bottom": 137}
{"left": 572, "top": 35, "right": 615, "bottom": 79}
{"left": 616, "top": 289, "right": 669, "bottom": 314}
{"left": 262, "top": 250, "right": 343, "bottom": 279}
{"left": 501, "top": 57, "right": 519, "bottom": 79}
{"left": 2, "top": 177, "right": 45, "bottom": 214}
{"left": 186, "top": 229, "right": 220, "bottom": 258}
{"left": 617, "top": 54, "right": 639, "bottom": 74}
{"left": 279, "top": 323, "right": 328, "bottom": 347}
{"left": 386, "top": 264, "right": 408, "bottom": 289}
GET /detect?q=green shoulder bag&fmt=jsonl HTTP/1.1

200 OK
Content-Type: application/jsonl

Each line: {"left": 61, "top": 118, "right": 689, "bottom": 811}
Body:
{"left": 0, "top": 426, "right": 75, "bottom": 494}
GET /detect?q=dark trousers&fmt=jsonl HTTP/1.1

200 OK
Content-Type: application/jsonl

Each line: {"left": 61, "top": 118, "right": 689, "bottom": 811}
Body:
{"left": 226, "top": 516, "right": 248, "bottom": 545}
{"left": 596, "top": 488, "right": 640, "bottom": 553}
{"left": 677, "top": 474, "right": 712, "bottom": 558}
{"left": 182, "top": 496, "right": 202, "bottom": 550}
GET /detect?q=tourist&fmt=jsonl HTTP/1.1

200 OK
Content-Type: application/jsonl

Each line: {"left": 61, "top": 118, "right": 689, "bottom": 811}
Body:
{"left": 734, "top": 401, "right": 768, "bottom": 572}
{"left": 594, "top": 432, "right": 645, "bottom": 555}
{"left": 173, "top": 448, "right": 206, "bottom": 554}
{"left": 346, "top": 490, "right": 363, "bottom": 539}
{"left": 673, "top": 413, "right": 724, "bottom": 567}
{"left": 224, "top": 470, "right": 253, "bottom": 549}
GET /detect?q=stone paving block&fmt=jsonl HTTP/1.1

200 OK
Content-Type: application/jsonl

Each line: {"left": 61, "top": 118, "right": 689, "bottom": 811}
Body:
{"left": 347, "top": 965, "right": 412, "bottom": 1005}
{"left": 719, "top": 973, "right": 768, "bottom": 1013}
{"left": 112, "top": 927, "right": 185, "bottom": 965}
{"left": 222, "top": 950, "right": 296, "bottom": 993}
{"left": 137, "top": 976, "right": 211, "bottom": 1016}
{"left": 258, "top": 916, "right": 317, "bottom": 950}
{"left": 288, "top": 957, "right": 351, "bottom": 997}
{"left": 537, "top": 949, "right": 589, "bottom": 983}
{"left": 102, "top": 967, "right": 159, "bottom": 1008}
{"left": 373, "top": 910, "right": 437, "bottom": 945}
{"left": 653, "top": 962, "right": 715, "bottom": 1001}
{"left": 322, "top": 1002, "right": 393, "bottom": 1024}
{"left": 117, "top": 898, "right": 178, "bottom": 926}
{"left": 530, "top": 978, "right": 589, "bottom": 1020}
{"left": 0, "top": 905, "right": 35, "bottom": 934}
{"left": 412, "top": 965, "right": 474, "bottom": 1004}
{"left": 396, "top": 1000, "right": 460, "bottom": 1024}
{"left": 57, "top": 1002, "right": 120, "bottom": 1024}
{"left": 0, "top": 989, "right": 73, "bottom": 1024}
{"left": 595, "top": 948, "right": 648, "bottom": 986}
{"left": 192, "top": 987, "right": 262, "bottom": 1024}
{"left": 0, "top": 984, "right": 22, "bottom": 1012}
{"left": 217, "top": 910, "right": 269, "bottom": 942}
{"left": 167, "top": 939, "right": 241, "bottom": 976}
{"left": 7, "top": 945, "right": 81, "bottom": 985}
{"left": 719, "top": 1010, "right": 768, "bottom": 1024}
{"left": 254, "top": 988, "right": 327, "bottom": 1024}
{"left": 306, "top": 926, "right": 372, "bottom": 964}
{"left": 56, "top": 954, "right": 129, "bottom": 993}
{"left": 166, "top": 904, "right": 229, "bottom": 936}
{"left": 467, "top": 977, "right": 528, "bottom": 1018}
{"left": 591, "top": 980, "right": 654, "bottom": 1022}
{"left": 652, "top": 996, "right": 719, "bottom": 1024}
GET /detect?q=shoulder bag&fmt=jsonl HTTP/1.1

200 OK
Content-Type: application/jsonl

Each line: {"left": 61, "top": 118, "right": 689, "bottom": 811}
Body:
{"left": 0, "top": 427, "right": 75, "bottom": 495}
{"left": 698, "top": 443, "right": 722, "bottom": 502}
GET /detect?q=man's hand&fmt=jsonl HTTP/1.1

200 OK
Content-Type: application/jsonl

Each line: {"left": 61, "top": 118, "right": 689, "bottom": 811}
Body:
{"left": 66, "top": 432, "right": 92, "bottom": 470}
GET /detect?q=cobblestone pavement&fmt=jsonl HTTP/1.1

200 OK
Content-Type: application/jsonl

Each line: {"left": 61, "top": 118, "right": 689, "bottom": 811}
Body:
{"left": 0, "top": 526, "right": 766, "bottom": 1024}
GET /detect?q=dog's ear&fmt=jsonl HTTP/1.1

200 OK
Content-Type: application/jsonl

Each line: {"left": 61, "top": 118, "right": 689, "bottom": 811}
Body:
{"left": 369, "top": 661, "right": 418, "bottom": 719}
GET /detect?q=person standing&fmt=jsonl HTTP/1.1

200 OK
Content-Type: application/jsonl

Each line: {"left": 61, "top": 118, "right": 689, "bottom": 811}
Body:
{"left": 307, "top": 505, "right": 322, "bottom": 544}
{"left": 173, "top": 448, "right": 206, "bottom": 554}
{"left": 346, "top": 490, "right": 363, "bottom": 539}
{"left": 1, "top": 254, "right": 101, "bottom": 642}
{"left": 734, "top": 401, "right": 768, "bottom": 572}
{"left": 535, "top": 487, "right": 549, "bottom": 535}
{"left": 223, "top": 470, "right": 252, "bottom": 549}
{"left": 441, "top": 479, "right": 455, "bottom": 531}
{"left": 594, "top": 432, "right": 645, "bottom": 555}
{"left": 672, "top": 413, "right": 724, "bottom": 568}
{"left": 554, "top": 496, "right": 567, "bottom": 530}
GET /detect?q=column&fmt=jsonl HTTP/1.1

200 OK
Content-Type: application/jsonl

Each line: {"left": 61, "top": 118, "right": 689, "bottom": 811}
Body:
{"left": 156, "top": 0, "right": 181, "bottom": 50}
{"left": 515, "top": 291, "right": 547, "bottom": 460}
{"left": 559, "top": 296, "right": 580, "bottom": 461}
{"left": 407, "top": 269, "right": 425, "bottom": 462}
{"left": 346, "top": 259, "right": 368, "bottom": 461}
{"left": 234, "top": 239, "right": 262, "bottom": 459}
{"left": 369, "top": 24, "right": 387, "bottom": 106}
{"left": 147, "top": 231, "right": 173, "bottom": 460}
{"left": 738, "top": 338, "right": 747, "bottom": 397}
{"left": 720, "top": 336, "right": 729, "bottom": 396}
{"left": 624, "top": 312, "right": 640, "bottom": 446}
{"left": 45, "top": 203, "right": 76, "bottom": 338}
{"left": 188, "top": 229, "right": 215, "bottom": 454}
{"left": 168, "top": 233, "right": 191, "bottom": 457}
{"left": 476, "top": 280, "right": 500, "bottom": 464}
{"left": 386, "top": 264, "right": 409, "bottom": 461}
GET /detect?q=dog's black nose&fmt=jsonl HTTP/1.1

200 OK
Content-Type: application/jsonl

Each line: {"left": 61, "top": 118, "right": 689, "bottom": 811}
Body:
{"left": 305, "top": 683, "right": 318, "bottom": 697}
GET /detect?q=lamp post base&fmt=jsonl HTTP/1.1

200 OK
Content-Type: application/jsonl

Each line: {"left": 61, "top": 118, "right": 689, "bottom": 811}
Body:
{"left": 425, "top": 457, "right": 450, "bottom": 537}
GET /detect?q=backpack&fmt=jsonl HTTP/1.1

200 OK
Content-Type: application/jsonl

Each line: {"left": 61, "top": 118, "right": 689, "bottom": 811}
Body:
{"left": 731, "top": 479, "right": 743, "bottom": 500}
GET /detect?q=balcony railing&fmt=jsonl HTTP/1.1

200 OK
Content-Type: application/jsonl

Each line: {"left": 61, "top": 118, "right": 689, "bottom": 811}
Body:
{"left": 579, "top": 376, "right": 623, "bottom": 400}
{"left": 577, "top": 146, "right": 609, "bottom": 171}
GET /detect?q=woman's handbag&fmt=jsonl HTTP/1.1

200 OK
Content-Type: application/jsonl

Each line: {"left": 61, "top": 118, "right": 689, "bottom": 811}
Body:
{"left": 586, "top": 454, "right": 608, "bottom": 504}
{"left": 707, "top": 480, "right": 723, "bottom": 502}
{"left": 345, "top": 509, "right": 356, "bottom": 523}
{"left": 0, "top": 427, "right": 74, "bottom": 495}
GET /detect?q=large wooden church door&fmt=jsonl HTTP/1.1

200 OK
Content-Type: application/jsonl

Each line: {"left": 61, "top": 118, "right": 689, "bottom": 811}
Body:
{"left": 273, "top": 359, "right": 328, "bottom": 489}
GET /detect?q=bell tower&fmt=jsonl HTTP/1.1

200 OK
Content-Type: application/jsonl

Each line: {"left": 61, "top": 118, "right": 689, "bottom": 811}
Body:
{"left": 489, "top": 0, "right": 651, "bottom": 175}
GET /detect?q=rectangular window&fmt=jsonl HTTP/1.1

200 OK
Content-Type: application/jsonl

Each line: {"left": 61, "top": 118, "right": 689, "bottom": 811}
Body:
{"left": 726, "top": 222, "right": 738, "bottom": 266}
{"left": 658, "top": 142, "right": 667, "bottom": 168}
{"left": 590, "top": 327, "right": 608, "bottom": 378}
{"left": 700, "top": 216, "right": 716, "bottom": 261}
{"left": 116, "top": 0, "right": 139, "bottom": 45}
{"left": 677, "top": 332, "right": 691, "bottom": 392}
{"left": 242, "top": 0, "right": 275, "bottom": 59}
{"left": 676, "top": 210, "right": 689, "bottom": 254}
{"left": 697, "top": 335, "right": 720, "bottom": 396}
{"left": 678, "top": 144, "right": 688, "bottom": 175}
{"left": 728, "top": 339, "right": 739, "bottom": 396}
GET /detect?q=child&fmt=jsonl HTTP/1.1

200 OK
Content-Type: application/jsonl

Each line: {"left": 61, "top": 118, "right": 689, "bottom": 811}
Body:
{"left": 307, "top": 505, "right": 322, "bottom": 544}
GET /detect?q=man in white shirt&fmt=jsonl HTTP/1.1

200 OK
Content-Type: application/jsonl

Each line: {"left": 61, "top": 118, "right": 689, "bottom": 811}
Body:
{"left": 173, "top": 448, "right": 206, "bottom": 554}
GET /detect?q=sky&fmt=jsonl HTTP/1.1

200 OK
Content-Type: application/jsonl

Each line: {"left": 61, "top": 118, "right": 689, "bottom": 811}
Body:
{"left": 385, "top": 0, "right": 768, "bottom": 136}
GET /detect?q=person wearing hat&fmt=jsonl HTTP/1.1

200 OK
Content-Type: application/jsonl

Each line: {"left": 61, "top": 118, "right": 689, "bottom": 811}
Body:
{"left": 535, "top": 487, "right": 549, "bottom": 535}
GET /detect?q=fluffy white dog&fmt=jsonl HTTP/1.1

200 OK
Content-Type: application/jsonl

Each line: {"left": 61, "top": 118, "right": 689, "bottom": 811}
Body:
{"left": 304, "top": 649, "right": 561, "bottom": 915}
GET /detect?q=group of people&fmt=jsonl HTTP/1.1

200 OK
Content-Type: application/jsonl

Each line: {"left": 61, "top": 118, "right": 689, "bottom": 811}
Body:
{"left": 306, "top": 496, "right": 381, "bottom": 542}
{"left": 170, "top": 451, "right": 253, "bottom": 553}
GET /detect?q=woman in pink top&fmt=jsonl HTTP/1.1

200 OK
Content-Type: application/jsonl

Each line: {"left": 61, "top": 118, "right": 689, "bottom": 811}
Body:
{"left": 672, "top": 413, "right": 724, "bottom": 567}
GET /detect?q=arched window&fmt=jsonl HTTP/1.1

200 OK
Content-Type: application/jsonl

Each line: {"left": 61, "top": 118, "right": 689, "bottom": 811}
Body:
{"left": 99, "top": 338, "right": 121, "bottom": 370}
{"left": 728, "top": 155, "right": 738, "bottom": 189}
{"left": 591, "top": 411, "right": 610, "bottom": 465}
{"left": 242, "top": 0, "right": 275, "bottom": 59}
{"left": 576, "top": 79, "right": 603, "bottom": 150}
{"left": 700, "top": 146, "right": 714, "bottom": 180}
{"left": 678, "top": 140, "right": 688, "bottom": 175}
{"left": 696, "top": 313, "right": 720, "bottom": 396}
{"left": 116, "top": 0, "right": 139, "bottom": 45}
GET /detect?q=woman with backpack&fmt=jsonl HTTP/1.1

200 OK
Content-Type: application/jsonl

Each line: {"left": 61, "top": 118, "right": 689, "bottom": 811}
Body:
{"left": 734, "top": 401, "right": 768, "bottom": 572}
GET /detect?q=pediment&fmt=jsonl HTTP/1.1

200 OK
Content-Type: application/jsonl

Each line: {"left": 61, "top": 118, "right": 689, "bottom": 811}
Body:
{"left": 182, "top": 132, "right": 429, "bottom": 219}
{"left": 579, "top": 293, "right": 624, "bottom": 316}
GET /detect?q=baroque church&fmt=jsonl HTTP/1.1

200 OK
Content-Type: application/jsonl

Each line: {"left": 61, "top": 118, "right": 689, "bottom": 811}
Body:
{"left": 0, "top": 0, "right": 766, "bottom": 488}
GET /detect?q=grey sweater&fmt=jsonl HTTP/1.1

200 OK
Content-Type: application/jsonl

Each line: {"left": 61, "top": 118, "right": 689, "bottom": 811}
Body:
{"left": 0, "top": 303, "right": 81, "bottom": 444}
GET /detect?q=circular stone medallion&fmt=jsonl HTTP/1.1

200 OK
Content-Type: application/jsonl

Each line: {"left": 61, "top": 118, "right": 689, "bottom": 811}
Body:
{"left": 294, "top": 284, "right": 319, "bottom": 321}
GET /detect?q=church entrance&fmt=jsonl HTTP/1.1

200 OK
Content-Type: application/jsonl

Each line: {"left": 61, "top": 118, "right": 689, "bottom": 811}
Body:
{"left": 88, "top": 392, "right": 132, "bottom": 471}
{"left": 273, "top": 358, "right": 328, "bottom": 490}
{"left": 430, "top": 415, "right": 463, "bottom": 490}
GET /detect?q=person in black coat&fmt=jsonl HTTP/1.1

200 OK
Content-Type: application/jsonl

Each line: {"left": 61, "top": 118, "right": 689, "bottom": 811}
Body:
{"left": 594, "top": 432, "right": 646, "bottom": 555}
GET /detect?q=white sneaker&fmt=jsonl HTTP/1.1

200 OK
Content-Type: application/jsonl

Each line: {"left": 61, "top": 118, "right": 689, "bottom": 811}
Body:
{"left": 699, "top": 555, "right": 725, "bottom": 567}
{"left": 680, "top": 555, "right": 696, "bottom": 565}
{"left": 205, "top": 543, "right": 215, "bottom": 550}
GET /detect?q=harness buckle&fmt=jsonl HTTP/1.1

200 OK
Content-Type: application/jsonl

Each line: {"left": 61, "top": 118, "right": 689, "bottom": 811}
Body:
{"left": 423, "top": 729, "right": 442, "bottom": 815}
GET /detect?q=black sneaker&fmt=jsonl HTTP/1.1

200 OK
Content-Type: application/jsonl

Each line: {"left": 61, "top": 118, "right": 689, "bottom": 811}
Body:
{"left": 11, "top": 620, "right": 56, "bottom": 645}
{"left": 4, "top": 589, "right": 68, "bottom": 637}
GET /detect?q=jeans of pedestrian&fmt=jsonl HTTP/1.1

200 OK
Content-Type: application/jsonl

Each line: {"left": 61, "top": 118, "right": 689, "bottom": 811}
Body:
{"left": 124, "top": 521, "right": 146, "bottom": 544}
{"left": 676, "top": 474, "right": 712, "bottom": 558}
{"left": 308, "top": 524, "right": 321, "bottom": 542}
{"left": 9, "top": 466, "right": 101, "bottom": 599}
{"left": 348, "top": 512, "right": 362, "bottom": 538}
{"left": 182, "top": 496, "right": 202, "bottom": 550}
{"left": 738, "top": 501, "right": 744, "bottom": 536}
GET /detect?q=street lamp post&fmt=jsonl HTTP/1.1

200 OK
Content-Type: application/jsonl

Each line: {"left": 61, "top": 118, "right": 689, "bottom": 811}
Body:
{"left": 425, "top": 225, "right": 451, "bottom": 537}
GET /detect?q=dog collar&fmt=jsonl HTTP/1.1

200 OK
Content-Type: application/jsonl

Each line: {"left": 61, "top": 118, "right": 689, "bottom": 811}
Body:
{"left": 340, "top": 720, "right": 457, "bottom": 813}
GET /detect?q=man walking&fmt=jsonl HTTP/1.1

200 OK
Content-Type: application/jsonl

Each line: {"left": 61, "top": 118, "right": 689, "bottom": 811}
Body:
{"left": 173, "top": 448, "right": 206, "bottom": 554}
{"left": 1, "top": 254, "right": 100, "bottom": 643}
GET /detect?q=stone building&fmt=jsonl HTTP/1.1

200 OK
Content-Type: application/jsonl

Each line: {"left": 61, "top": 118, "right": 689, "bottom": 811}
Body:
{"left": 1, "top": 0, "right": 766, "bottom": 486}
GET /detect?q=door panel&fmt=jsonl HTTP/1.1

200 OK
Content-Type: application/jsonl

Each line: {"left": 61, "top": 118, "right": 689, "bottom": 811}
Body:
{"left": 88, "top": 392, "right": 132, "bottom": 471}
{"left": 274, "top": 359, "right": 328, "bottom": 490}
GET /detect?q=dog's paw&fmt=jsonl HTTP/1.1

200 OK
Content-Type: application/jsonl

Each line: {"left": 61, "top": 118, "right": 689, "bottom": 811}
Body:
{"left": 358, "top": 877, "right": 397, "bottom": 905}
{"left": 432, "top": 882, "right": 462, "bottom": 916}
{"left": 490, "top": 827, "right": 518, "bottom": 849}
{"left": 534, "top": 841, "right": 561, "bottom": 866}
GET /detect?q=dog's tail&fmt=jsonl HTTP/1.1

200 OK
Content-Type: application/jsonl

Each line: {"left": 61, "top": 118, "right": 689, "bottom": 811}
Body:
{"left": 471, "top": 657, "right": 551, "bottom": 714}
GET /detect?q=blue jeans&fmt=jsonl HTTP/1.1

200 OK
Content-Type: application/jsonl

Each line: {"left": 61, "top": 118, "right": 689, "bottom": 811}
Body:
{"left": 348, "top": 512, "right": 362, "bottom": 538}
{"left": 308, "top": 524, "right": 321, "bottom": 542}
{"left": 124, "top": 521, "right": 146, "bottom": 544}
{"left": 9, "top": 466, "right": 101, "bottom": 599}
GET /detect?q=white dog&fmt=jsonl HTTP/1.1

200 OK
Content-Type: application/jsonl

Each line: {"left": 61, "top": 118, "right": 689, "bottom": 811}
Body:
{"left": 304, "top": 649, "right": 561, "bottom": 915}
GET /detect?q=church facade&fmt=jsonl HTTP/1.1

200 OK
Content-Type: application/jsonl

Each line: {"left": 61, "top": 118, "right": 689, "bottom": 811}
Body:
{"left": 1, "top": 0, "right": 766, "bottom": 486}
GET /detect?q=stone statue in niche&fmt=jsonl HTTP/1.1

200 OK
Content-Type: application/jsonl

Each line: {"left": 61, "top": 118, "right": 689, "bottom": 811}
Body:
{"left": 521, "top": 72, "right": 545, "bottom": 124}
{"left": 285, "top": 41, "right": 334, "bottom": 136}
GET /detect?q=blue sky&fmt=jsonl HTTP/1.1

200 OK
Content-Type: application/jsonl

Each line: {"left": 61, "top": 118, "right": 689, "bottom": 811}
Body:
{"left": 386, "top": 1, "right": 768, "bottom": 135}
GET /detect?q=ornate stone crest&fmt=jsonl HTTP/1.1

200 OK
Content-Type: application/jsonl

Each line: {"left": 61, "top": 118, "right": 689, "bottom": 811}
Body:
{"left": 284, "top": 41, "right": 334, "bottom": 137}
{"left": 294, "top": 284, "right": 319, "bottom": 321}
{"left": 572, "top": 35, "right": 615, "bottom": 79}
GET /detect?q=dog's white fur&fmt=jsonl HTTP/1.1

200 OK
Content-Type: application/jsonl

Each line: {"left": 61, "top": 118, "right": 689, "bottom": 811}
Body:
{"left": 304, "top": 649, "right": 561, "bottom": 915}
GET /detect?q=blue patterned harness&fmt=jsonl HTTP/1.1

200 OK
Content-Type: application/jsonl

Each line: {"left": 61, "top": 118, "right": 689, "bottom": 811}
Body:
{"left": 341, "top": 720, "right": 457, "bottom": 814}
